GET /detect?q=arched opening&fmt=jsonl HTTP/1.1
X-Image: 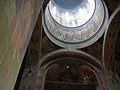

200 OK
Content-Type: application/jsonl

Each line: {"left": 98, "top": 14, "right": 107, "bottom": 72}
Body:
{"left": 35, "top": 49, "right": 108, "bottom": 90}
{"left": 45, "top": 60, "right": 98, "bottom": 90}
{"left": 103, "top": 6, "right": 120, "bottom": 71}
{"left": 103, "top": 5, "right": 120, "bottom": 90}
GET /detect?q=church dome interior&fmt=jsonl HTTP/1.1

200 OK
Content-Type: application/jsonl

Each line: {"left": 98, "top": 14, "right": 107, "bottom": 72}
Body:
{"left": 0, "top": 0, "right": 120, "bottom": 90}
{"left": 15, "top": 0, "right": 120, "bottom": 90}
{"left": 43, "top": 0, "right": 108, "bottom": 49}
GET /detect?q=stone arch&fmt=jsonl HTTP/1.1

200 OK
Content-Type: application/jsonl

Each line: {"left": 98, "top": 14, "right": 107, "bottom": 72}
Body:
{"left": 103, "top": 5, "right": 120, "bottom": 71}
{"left": 103, "top": 5, "right": 120, "bottom": 90}
{"left": 35, "top": 49, "right": 108, "bottom": 90}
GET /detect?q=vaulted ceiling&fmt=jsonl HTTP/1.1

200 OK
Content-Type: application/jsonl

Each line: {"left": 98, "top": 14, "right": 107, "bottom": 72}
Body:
{"left": 14, "top": 0, "right": 120, "bottom": 90}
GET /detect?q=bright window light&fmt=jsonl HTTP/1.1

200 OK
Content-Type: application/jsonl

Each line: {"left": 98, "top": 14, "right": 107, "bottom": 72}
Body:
{"left": 52, "top": 6, "right": 57, "bottom": 15}
{"left": 65, "top": 12, "right": 70, "bottom": 22}
{"left": 49, "top": 0, "right": 95, "bottom": 27}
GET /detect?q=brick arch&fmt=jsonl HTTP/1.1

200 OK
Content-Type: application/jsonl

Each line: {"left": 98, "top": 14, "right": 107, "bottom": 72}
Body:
{"left": 35, "top": 49, "right": 108, "bottom": 90}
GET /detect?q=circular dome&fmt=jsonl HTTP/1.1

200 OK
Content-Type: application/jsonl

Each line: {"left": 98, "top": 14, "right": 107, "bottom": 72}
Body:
{"left": 49, "top": 0, "right": 96, "bottom": 27}
{"left": 53, "top": 0, "right": 83, "bottom": 10}
{"left": 43, "top": 0, "right": 108, "bottom": 49}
